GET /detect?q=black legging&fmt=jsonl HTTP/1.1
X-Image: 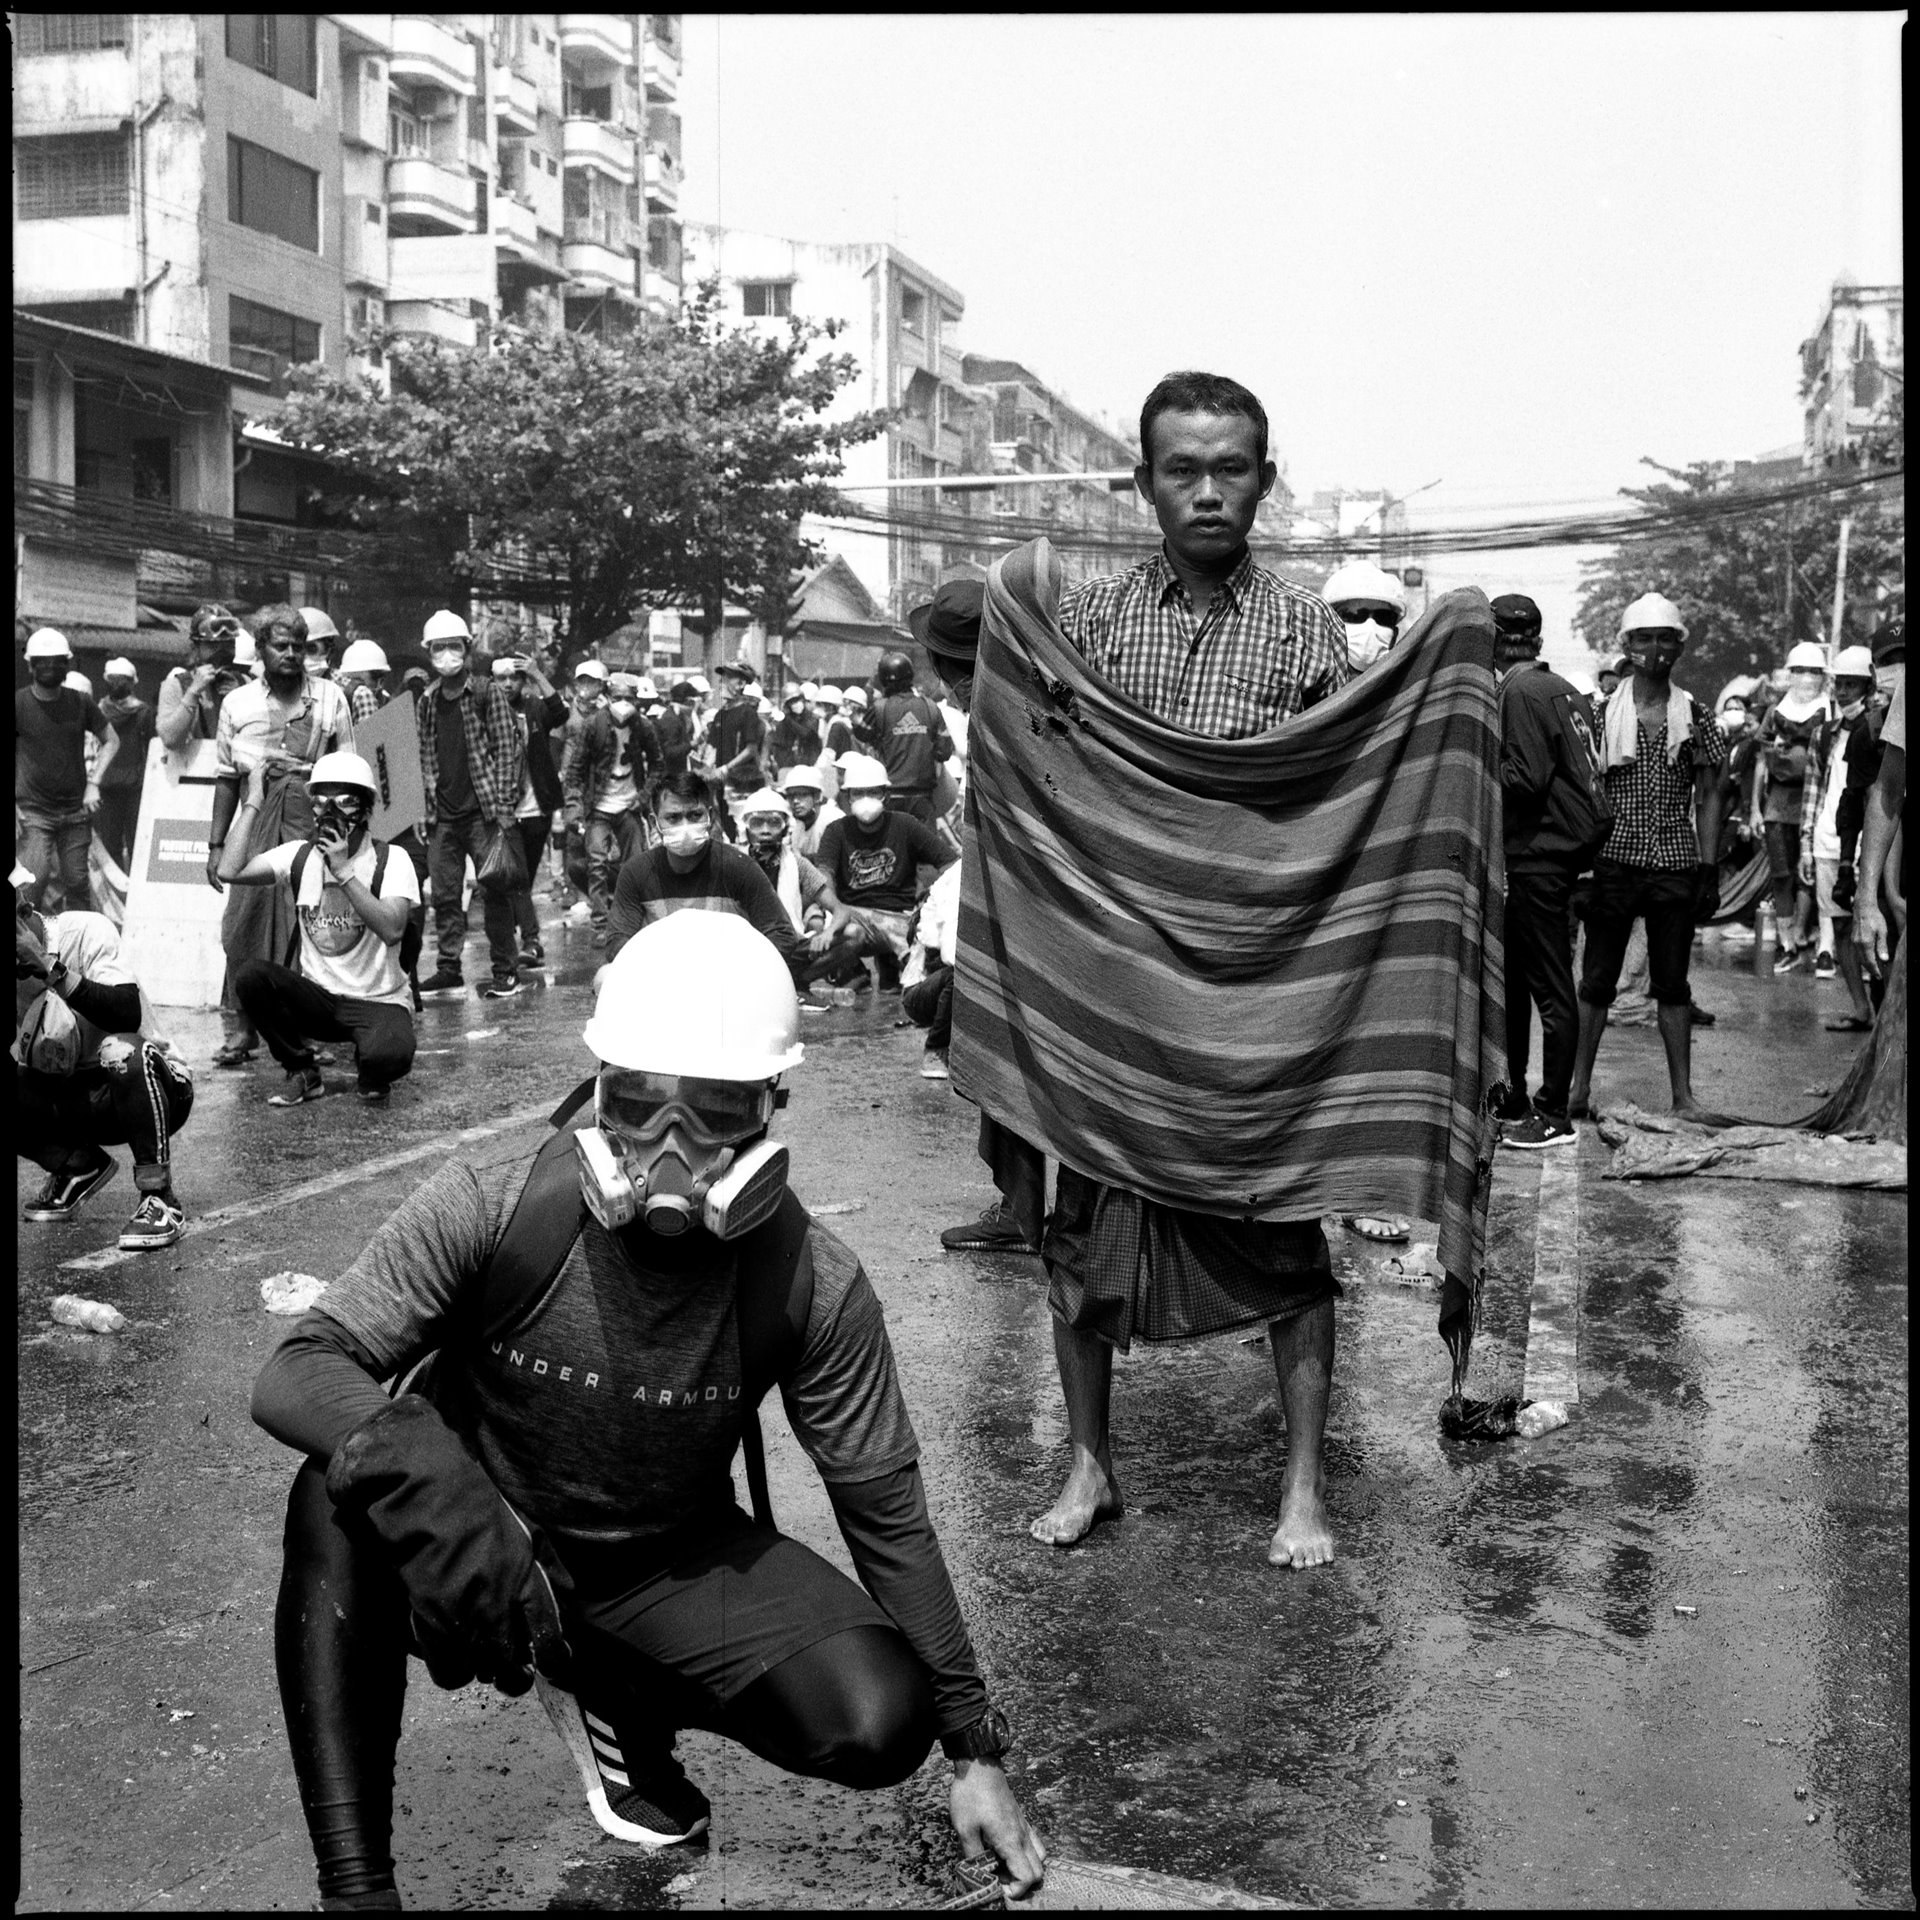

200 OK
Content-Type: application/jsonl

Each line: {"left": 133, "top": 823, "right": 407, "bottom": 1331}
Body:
{"left": 275, "top": 1463, "right": 934, "bottom": 1904}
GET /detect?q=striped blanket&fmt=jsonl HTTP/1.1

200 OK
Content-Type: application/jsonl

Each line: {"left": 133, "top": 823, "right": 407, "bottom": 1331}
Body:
{"left": 950, "top": 539, "right": 1506, "bottom": 1364}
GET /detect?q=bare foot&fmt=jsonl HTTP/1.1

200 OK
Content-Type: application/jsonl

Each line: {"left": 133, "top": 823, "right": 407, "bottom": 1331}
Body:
{"left": 1030, "top": 1455, "right": 1123, "bottom": 1548}
{"left": 1268, "top": 1472, "right": 1334, "bottom": 1569}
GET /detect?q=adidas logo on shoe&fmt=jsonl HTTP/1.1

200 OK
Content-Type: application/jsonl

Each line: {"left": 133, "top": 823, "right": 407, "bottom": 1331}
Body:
{"left": 534, "top": 1676, "right": 710, "bottom": 1847}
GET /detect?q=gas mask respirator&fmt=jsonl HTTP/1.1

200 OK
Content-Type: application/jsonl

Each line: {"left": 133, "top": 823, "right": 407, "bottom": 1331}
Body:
{"left": 575, "top": 1070, "right": 789, "bottom": 1240}
{"left": 311, "top": 795, "right": 370, "bottom": 844}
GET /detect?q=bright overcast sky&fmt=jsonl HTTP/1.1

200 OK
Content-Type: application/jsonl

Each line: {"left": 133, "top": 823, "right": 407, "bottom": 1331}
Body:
{"left": 681, "top": 12, "right": 1903, "bottom": 660}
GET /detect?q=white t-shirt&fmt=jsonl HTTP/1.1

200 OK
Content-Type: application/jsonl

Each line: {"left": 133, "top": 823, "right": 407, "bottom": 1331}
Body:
{"left": 1813, "top": 726, "right": 1850, "bottom": 860}
{"left": 263, "top": 838, "right": 420, "bottom": 1006}
{"left": 13, "top": 911, "right": 174, "bottom": 1071}
{"left": 1883, "top": 667, "right": 1905, "bottom": 755}
{"left": 596, "top": 721, "right": 641, "bottom": 816}
{"left": 792, "top": 798, "right": 844, "bottom": 862}
{"left": 919, "top": 859, "right": 962, "bottom": 967}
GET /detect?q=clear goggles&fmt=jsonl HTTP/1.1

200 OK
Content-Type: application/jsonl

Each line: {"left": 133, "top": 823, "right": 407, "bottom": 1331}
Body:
{"left": 599, "top": 1069, "right": 775, "bottom": 1148}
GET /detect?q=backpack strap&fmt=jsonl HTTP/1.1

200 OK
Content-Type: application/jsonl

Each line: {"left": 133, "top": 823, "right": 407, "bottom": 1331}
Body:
{"left": 476, "top": 1089, "right": 594, "bottom": 1348}
{"left": 732, "top": 1188, "right": 816, "bottom": 1530}
{"left": 290, "top": 840, "right": 312, "bottom": 898}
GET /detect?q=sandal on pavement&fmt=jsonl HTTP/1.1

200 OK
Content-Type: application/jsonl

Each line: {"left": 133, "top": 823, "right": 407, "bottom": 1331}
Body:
{"left": 1343, "top": 1215, "right": 1412, "bottom": 1243}
{"left": 1823, "top": 1014, "right": 1874, "bottom": 1032}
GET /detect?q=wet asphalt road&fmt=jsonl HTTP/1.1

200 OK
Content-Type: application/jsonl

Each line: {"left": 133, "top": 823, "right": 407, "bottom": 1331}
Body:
{"left": 16, "top": 910, "right": 1911, "bottom": 1911}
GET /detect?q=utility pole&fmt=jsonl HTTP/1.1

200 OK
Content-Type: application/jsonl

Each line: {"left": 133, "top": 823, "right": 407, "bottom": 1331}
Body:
{"left": 1829, "top": 514, "right": 1853, "bottom": 660}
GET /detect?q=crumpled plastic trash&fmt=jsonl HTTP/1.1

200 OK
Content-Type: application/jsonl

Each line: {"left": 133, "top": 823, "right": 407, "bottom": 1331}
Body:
{"left": 261, "top": 1271, "right": 328, "bottom": 1315}
{"left": 1515, "top": 1400, "right": 1570, "bottom": 1439}
{"left": 1442, "top": 1395, "right": 1572, "bottom": 1442}
{"left": 50, "top": 1295, "right": 127, "bottom": 1334}
{"left": 1383, "top": 1241, "right": 1447, "bottom": 1284}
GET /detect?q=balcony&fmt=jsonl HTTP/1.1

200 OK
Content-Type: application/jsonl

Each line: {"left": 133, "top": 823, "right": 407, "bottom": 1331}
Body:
{"left": 329, "top": 14, "right": 392, "bottom": 56}
{"left": 387, "top": 297, "right": 478, "bottom": 347}
{"left": 493, "top": 195, "right": 567, "bottom": 282}
{"left": 939, "top": 343, "right": 965, "bottom": 386}
{"left": 563, "top": 237, "right": 636, "bottom": 297}
{"left": 492, "top": 63, "right": 539, "bottom": 134}
{"left": 559, "top": 15, "right": 633, "bottom": 73}
{"left": 642, "top": 146, "right": 678, "bottom": 211}
{"left": 15, "top": 218, "right": 134, "bottom": 306}
{"left": 386, "top": 154, "right": 477, "bottom": 235}
{"left": 343, "top": 198, "right": 389, "bottom": 284}
{"left": 390, "top": 15, "right": 477, "bottom": 94}
{"left": 563, "top": 116, "right": 636, "bottom": 182}
{"left": 642, "top": 35, "right": 679, "bottom": 100}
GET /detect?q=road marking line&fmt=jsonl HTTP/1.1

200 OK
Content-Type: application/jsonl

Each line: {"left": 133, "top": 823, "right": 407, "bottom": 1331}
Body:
{"left": 1523, "top": 1149, "right": 1582, "bottom": 1404}
{"left": 56, "top": 1101, "right": 555, "bottom": 1273}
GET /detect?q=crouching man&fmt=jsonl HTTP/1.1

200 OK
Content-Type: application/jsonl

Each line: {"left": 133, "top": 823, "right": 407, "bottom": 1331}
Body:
{"left": 217, "top": 751, "right": 420, "bottom": 1107}
{"left": 14, "top": 861, "right": 194, "bottom": 1249}
{"left": 250, "top": 912, "right": 1045, "bottom": 1911}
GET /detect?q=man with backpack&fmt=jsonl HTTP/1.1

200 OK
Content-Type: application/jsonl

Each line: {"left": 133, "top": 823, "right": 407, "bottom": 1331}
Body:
{"left": 216, "top": 751, "right": 421, "bottom": 1107}
{"left": 1491, "top": 594, "right": 1609, "bottom": 1149}
{"left": 249, "top": 911, "right": 1045, "bottom": 1911}
{"left": 1566, "top": 593, "right": 1729, "bottom": 1121}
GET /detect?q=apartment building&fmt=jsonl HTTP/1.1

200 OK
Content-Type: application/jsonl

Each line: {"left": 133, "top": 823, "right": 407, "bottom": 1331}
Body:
{"left": 683, "top": 222, "right": 985, "bottom": 623}
{"left": 15, "top": 13, "right": 685, "bottom": 648}
{"left": 1799, "top": 272, "right": 1903, "bottom": 472}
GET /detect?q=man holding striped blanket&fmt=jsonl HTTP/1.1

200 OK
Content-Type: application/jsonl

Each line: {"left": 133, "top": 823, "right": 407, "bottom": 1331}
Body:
{"left": 950, "top": 373, "right": 1504, "bottom": 1566}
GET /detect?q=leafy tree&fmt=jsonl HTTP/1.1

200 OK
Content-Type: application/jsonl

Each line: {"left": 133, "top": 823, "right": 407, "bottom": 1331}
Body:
{"left": 276, "top": 282, "right": 887, "bottom": 656}
{"left": 1574, "top": 458, "right": 1904, "bottom": 694}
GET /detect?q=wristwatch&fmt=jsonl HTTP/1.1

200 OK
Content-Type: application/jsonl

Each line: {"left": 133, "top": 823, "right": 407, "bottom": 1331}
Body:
{"left": 940, "top": 1706, "right": 1012, "bottom": 1764}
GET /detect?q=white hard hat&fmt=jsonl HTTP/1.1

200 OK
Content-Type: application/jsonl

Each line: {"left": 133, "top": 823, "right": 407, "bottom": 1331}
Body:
{"left": 582, "top": 912, "right": 804, "bottom": 1079}
{"left": 607, "top": 672, "right": 643, "bottom": 697}
{"left": 799, "top": 680, "right": 823, "bottom": 703}
{"left": 299, "top": 608, "right": 341, "bottom": 643}
{"left": 778, "top": 763, "right": 827, "bottom": 794}
{"left": 842, "top": 684, "right": 868, "bottom": 708}
{"left": 572, "top": 658, "right": 609, "bottom": 682}
{"left": 25, "top": 627, "right": 72, "bottom": 660}
{"left": 234, "top": 632, "right": 259, "bottom": 667}
{"left": 422, "top": 609, "right": 472, "bottom": 646}
{"left": 757, "top": 697, "right": 779, "bottom": 717}
{"left": 1831, "top": 645, "right": 1876, "bottom": 679}
{"left": 492, "top": 655, "right": 529, "bottom": 678}
{"left": 340, "top": 639, "right": 390, "bottom": 674}
{"left": 688, "top": 673, "right": 711, "bottom": 695}
{"left": 739, "top": 786, "right": 792, "bottom": 820}
{"left": 1620, "top": 592, "right": 1688, "bottom": 640}
{"left": 308, "top": 750, "right": 379, "bottom": 799}
{"left": 1321, "top": 561, "right": 1406, "bottom": 612}
{"left": 838, "top": 751, "right": 890, "bottom": 791}
{"left": 1785, "top": 640, "right": 1829, "bottom": 673}
{"left": 104, "top": 656, "right": 137, "bottom": 680}
{"left": 64, "top": 670, "right": 93, "bottom": 697}
{"left": 635, "top": 675, "right": 658, "bottom": 700}
{"left": 10, "top": 862, "right": 38, "bottom": 890}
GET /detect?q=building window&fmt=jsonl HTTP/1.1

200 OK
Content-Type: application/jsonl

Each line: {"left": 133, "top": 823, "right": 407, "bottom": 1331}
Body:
{"left": 388, "top": 109, "right": 426, "bottom": 157}
{"left": 900, "top": 286, "right": 927, "bottom": 336}
{"left": 15, "top": 133, "right": 131, "bottom": 219}
{"left": 225, "top": 15, "right": 317, "bottom": 95}
{"left": 18, "top": 14, "right": 128, "bottom": 53}
{"left": 742, "top": 281, "right": 792, "bottom": 319}
{"left": 23, "top": 297, "right": 135, "bottom": 337}
{"left": 228, "top": 136, "right": 320, "bottom": 250}
{"left": 130, "top": 435, "right": 175, "bottom": 505}
{"left": 230, "top": 294, "right": 322, "bottom": 378}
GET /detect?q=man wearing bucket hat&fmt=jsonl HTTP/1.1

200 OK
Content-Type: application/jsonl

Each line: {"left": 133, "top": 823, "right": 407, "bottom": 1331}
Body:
{"left": 250, "top": 912, "right": 1045, "bottom": 1908}
{"left": 14, "top": 859, "right": 194, "bottom": 1249}
{"left": 217, "top": 750, "right": 421, "bottom": 1105}
{"left": 1565, "top": 592, "right": 1729, "bottom": 1121}
{"left": 16, "top": 627, "right": 120, "bottom": 914}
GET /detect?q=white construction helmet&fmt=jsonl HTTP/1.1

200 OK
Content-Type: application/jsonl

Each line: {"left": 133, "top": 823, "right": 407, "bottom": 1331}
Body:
{"left": 1830, "top": 645, "right": 1876, "bottom": 680}
{"left": 778, "top": 763, "right": 826, "bottom": 794}
{"left": 838, "top": 751, "right": 890, "bottom": 791}
{"left": 234, "top": 632, "right": 259, "bottom": 667}
{"left": 739, "top": 786, "right": 792, "bottom": 820}
{"left": 687, "top": 673, "right": 711, "bottom": 695}
{"left": 1619, "top": 592, "right": 1688, "bottom": 640}
{"left": 1320, "top": 561, "right": 1406, "bottom": 612}
{"left": 799, "top": 680, "right": 823, "bottom": 703}
{"left": 607, "top": 671, "right": 643, "bottom": 698}
{"left": 841, "top": 684, "right": 868, "bottom": 708}
{"left": 308, "top": 750, "right": 379, "bottom": 799}
{"left": 422, "top": 609, "right": 472, "bottom": 646}
{"left": 572, "top": 658, "right": 609, "bottom": 683}
{"left": 1784, "top": 640, "right": 1828, "bottom": 673}
{"left": 25, "top": 627, "right": 72, "bottom": 659}
{"left": 64, "top": 670, "right": 93, "bottom": 697}
{"left": 635, "top": 675, "right": 659, "bottom": 701}
{"left": 299, "top": 608, "right": 341, "bottom": 643}
{"left": 104, "top": 656, "right": 137, "bottom": 680}
{"left": 582, "top": 912, "right": 804, "bottom": 1079}
{"left": 340, "top": 639, "right": 390, "bottom": 675}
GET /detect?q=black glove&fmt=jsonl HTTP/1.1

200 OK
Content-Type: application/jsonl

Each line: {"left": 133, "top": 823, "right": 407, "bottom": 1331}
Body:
{"left": 325, "top": 1395, "right": 573, "bottom": 1695}
{"left": 1693, "top": 862, "right": 1722, "bottom": 922}
{"left": 1832, "top": 863, "right": 1856, "bottom": 912}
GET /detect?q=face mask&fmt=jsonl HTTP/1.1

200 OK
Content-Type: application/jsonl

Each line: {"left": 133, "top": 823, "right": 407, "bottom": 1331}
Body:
{"left": 1718, "top": 709, "right": 1750, "bottom": 735}
{"left": 659, "top": 820, "right": 711, "bottom": 857}
{"left": 609, "top": 700, "right": 636, "bottom": 725}
{"left": 312, "top": 798, "right": 369, "bottom": 842}
{"left": 1838, "top": 695, "right": 1867, "bottom": 720}
{"left": 431, "top": 648, "right": 466, "bottom": 678}
{"left": 1343, "top": 621, "right": 1392, "bottom": 671}
{"left": 1788, "top": 670, "right": 1826, "bottom": 698}
{"left": 848, "top": 796, "right": 886, "bottom": 825}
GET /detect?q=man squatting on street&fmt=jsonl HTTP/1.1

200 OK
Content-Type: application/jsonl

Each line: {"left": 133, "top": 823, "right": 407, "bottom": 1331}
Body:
{"left": 1022, "top": 372, "right": 1352, "bottom": 1566}
{"left": 251, "top": 913, "right": 1044, "bottom": 1910}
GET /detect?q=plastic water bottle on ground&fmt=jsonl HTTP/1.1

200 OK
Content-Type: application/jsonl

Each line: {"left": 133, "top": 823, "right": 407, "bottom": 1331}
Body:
{"left": 50, "top": 1295, "right": 128, "bottom": 1334}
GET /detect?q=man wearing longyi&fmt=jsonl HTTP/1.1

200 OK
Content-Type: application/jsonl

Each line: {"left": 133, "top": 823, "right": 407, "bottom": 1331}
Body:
{"left": 949, "top": 371, "right": 1505, "bottom": 1569}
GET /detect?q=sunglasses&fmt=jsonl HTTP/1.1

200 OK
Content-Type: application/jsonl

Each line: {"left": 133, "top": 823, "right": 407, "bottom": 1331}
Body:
{"left": 1334, "top": 604, "right": 1402, "bottom": 627}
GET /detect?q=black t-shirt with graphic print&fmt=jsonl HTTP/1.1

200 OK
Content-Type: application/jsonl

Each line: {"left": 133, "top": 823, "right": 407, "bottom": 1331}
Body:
{"left": 814, "top": 810, "right": 949, "bottom": 913}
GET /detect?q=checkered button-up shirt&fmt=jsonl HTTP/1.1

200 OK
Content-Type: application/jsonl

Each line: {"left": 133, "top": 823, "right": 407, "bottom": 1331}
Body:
{"left": 1060, "top": 546, "right": 1349, "bottom": 738}
{"left": 1599, "top": 696, "right": 1728, "bottom": 871}
{"left": 415, "top": 674, "right": 524, "bottom": 825}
